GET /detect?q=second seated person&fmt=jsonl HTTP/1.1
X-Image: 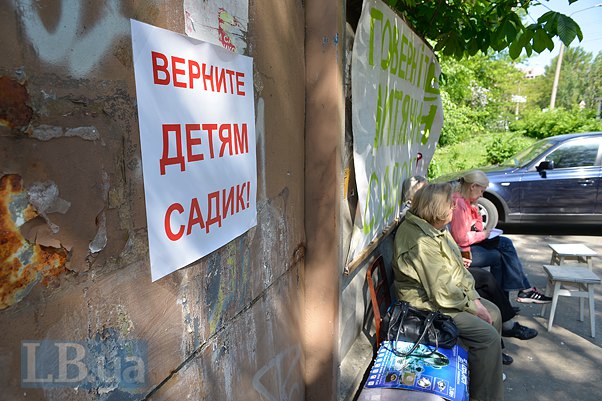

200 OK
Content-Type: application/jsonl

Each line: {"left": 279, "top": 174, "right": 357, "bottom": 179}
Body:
{"left": 449, "top": 170, "right": 552, "bottom": 305}
{"left": 393, "top": 183, "right": 503, "bottom": 401}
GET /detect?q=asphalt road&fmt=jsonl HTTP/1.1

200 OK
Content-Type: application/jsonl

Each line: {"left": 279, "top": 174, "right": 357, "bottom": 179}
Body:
{"left": 498, "top": 223, "right": 602, "bottom": 401}
{"left": 500, "top": 222, "right": 602, "bottom": 237}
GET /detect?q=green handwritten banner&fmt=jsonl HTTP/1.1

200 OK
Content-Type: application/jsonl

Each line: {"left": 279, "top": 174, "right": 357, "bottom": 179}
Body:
{"left": 348, "top": 0, "right": 443, "bottom": 263}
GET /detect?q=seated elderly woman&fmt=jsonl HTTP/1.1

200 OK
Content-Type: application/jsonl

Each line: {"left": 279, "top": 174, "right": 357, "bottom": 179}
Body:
{"left": 399, "top": 175, "right": 427, "bottom": 219}
{"left": 393, "top": 183, "right": 503, "bottom": 401}
{"left": 450, "top": 170, "right": 551, "bottom": 306}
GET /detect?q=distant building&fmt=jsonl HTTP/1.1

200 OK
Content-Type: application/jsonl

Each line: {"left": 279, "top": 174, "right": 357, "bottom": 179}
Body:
{"left": 518, "top": 65, "right": 545, "bottom": 78}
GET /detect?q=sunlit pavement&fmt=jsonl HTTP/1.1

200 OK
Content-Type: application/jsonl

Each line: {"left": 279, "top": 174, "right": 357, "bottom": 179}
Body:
{"left": 501, "top": 224, "right": 602, "bottom": 401}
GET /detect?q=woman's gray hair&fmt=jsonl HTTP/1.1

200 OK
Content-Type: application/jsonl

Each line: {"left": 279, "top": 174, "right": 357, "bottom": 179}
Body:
{"left": 410, "top": 182, "right": 453, "bottom": 226}
{"left": 401, "top": 175, "right": 428, "bottom": 203}
{"left": 458, "top": 170, "right": 489, "bottom": 199}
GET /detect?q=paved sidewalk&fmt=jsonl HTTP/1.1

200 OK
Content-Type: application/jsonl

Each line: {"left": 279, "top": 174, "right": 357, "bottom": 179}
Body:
{"left": 502, "top": 228, "right": 602, "bottom": 401}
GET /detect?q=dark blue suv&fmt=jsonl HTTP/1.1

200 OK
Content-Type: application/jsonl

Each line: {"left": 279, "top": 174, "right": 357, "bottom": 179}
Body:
{"left": 445, "top": 132, "right": 602, "bottom": 227}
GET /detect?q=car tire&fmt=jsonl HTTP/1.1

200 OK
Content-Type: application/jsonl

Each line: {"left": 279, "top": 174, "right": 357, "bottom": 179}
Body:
{"left": 477, "top": 197, "right": 498, "bottom": 230}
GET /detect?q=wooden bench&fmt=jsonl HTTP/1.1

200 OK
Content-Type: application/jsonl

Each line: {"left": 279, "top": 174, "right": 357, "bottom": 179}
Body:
{"left": 548, "top": 243, "right": 597, "bottom": 270}
{"left": 362, "top": 254, "right": 465, "bottom": 401}
{"left": 540, "top": 264, "right": 601, "bottom": 337}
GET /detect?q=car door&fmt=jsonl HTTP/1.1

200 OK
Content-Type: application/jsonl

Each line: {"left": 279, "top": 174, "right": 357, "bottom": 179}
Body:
{"left": 519, "top": 136, "right": 601, "bottom": 215}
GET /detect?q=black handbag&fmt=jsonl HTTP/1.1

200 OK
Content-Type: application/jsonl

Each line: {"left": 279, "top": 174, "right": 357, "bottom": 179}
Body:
{"left": 380, "top": 300, "right": 459, "bottom": 357}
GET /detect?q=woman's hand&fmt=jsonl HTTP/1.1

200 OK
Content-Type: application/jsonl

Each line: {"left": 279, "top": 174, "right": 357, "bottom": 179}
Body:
{"left": 474, "top": 299, "right": 493, "bottom": 324}
{"left": 462, "top": 258, "right": 472, "bottom": 269}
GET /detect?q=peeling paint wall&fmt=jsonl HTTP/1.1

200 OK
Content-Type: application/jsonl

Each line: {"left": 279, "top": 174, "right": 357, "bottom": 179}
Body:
{"left": 0, "top": 0, "right": 306, "bottom": 400}
{"left": 0, "top": 174, "right": 68, "bottom": 309}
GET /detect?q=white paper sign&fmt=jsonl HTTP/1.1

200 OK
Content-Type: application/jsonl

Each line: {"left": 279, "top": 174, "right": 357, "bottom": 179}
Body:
{"left": 131, "top": 20, "right": 257, "bottom": 281}
{"left": 348, "top": 0, "right": 443, "bottom": 263}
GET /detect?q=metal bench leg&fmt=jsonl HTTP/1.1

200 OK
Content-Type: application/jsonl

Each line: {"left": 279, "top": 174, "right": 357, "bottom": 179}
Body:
{"left": 547, "top": 281, "right": 561, "bottom": 332}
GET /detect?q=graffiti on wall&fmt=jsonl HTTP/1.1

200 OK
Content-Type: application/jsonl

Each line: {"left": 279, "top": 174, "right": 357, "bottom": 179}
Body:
{"left": 253, "top": 345, "right": 302, "bottom": 401}
{"left": 178, "top": 237, "right": 252, "bottom": 355}
{"left": 217, "top": 8, "right": 245, "bottom": 52}
{"left": 17, "top": 0, "right": 129, "bottom": 78}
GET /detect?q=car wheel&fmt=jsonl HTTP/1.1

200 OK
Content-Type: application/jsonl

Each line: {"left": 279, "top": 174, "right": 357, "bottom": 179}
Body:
{"left": 477, "top": 197, "right": 498, "bottom": 230}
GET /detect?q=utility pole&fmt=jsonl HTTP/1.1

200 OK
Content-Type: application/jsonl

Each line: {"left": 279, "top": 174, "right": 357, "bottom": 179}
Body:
{"left": 549, "top": 43, "right": 564, "bottom": 110}
{"left": 549, "top": 3, "right": 602, "bottom": 110}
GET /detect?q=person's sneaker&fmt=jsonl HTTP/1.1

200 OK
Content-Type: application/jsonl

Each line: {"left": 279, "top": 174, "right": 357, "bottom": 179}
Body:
{"left": 502, "top": 352, "right": 513, "bottom": 365}
{"left": 516, "top": 287, "right": 552, "bottom": 304}
{"left": 502, "top": 322, "right": 538, "bottom": 340}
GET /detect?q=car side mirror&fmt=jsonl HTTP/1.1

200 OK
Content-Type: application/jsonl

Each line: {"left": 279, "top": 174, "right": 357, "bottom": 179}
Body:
{"left": 536, "top": 160, "right": 554, "bottom": 177}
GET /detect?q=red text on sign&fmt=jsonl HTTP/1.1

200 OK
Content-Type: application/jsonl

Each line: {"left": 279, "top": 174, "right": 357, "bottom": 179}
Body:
{"left": 164, "top": 181, "right": 252, "bottom": 241}
{"left": 159, "top": 122, "right": 249, "bottom": 175}
{"left": 151, "top": 51, "right": 246, "bottom": 96}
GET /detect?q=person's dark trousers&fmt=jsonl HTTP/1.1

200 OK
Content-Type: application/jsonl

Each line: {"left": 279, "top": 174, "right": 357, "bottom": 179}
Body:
{"left": 470, "top": 236, "right": 531, "bottom": 291}
{"left": 468, "top": 267, "right": 516, "bottom": 322}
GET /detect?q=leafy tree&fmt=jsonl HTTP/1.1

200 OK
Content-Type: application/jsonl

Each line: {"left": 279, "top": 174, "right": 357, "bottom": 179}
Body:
{"left": 523, "top": 47, "right": 600, "bottom": 111}
{"left": 438, "top": 53, "right": 525, "bottom": 144}
{"left": 485, "top": 135, "right": 533, "bottom": 164}
{"left": 584, "top": 52, "right": 602, "bottom": 112}
{"left": 520, "top": 73, "right": 550, "bottom": 111}
{"left": 548, "top": 47, "right": 593, "bottom": 109}
{"left": 437, "top": 91, "right": 484, "bottom": 146}
{"left": 381, "top": 0, "right": 585, "bottom": 60}
{"left": 509, "top": 107, "right": 602, "bottom": 138}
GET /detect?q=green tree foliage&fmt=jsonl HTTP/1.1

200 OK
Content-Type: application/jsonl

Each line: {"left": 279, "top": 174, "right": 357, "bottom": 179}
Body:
{"left": 427, "top": 131, "right": 536, "bottom": 179}
{"left": 539, "top": 47, "right": 593, "bottom": 109}
{"left": 485, "top": 134, "right": 534, "bottom": 164}
{"left": 519, "top": 73, "right": 549, "bottom": 111}
{"left": 509, "top": 108, "right": 602, "bottom": 139}
{"left": 583, "top": 52, "right": 602, "bottom": 111}
{"left": 521, "top": 47, "right": 601, "bottom": 111}
{"left": 438, "top": 53, "right": 524, "bottom": 145}
{"left": 438, "top": 92, "right": 484, "bottom": 146}
{"left": 384, "top": 0, "right": 584, "bottom": 60}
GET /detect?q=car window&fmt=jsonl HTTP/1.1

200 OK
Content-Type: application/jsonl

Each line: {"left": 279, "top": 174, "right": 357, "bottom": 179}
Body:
{"left": 544, "top": 138, "right": 600, "bottom": 169}
{"left": 500, "top": 138, "right": 555, "bottom": 167}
